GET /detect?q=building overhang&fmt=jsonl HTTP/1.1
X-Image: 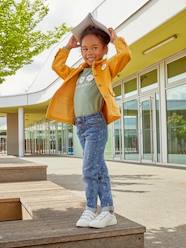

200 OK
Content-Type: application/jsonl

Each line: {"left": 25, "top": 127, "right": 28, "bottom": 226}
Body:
{"left": 114, "top": 9, "right": 186, "bottom": 82}
{"left": 0, "top": 1, "right": 185, "bottom": 127}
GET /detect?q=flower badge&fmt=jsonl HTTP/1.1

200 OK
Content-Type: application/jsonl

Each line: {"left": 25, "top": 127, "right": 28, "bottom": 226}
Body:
{"left": 78, "top": 77, "right": 85, "bottom": 84}
{"left": 101, "top": 63, "right": 107, "bottom": 70}
{"left": 86, "top": 74, "right": 94, "bottom": 82}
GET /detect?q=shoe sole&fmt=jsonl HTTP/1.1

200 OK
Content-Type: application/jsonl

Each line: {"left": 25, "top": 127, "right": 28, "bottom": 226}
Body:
{"left": 76, "top": 223, "right": 90, "bottom": 227}
{"left": 89, "top": 219, "right": 117, "bottom": 228}
{"left": 76, "top": 225, "right": 89, "bottom": 227}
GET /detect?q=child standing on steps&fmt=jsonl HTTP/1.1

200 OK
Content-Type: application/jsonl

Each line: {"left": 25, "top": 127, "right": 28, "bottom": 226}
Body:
{"left": 46, "top": 16, "right": 131, "bottom": 228}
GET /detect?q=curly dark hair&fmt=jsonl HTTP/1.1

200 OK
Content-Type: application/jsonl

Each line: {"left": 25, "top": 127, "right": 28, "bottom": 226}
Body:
{"left": 80, "top": 25, "right": 110, "bottom": 45}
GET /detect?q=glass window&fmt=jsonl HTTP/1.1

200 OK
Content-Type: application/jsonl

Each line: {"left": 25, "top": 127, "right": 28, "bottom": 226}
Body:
{"left": 141, "top": 99, "right": 153, "bottom": 161}
{"left": 113, "top": 85, "right": 121, "bottom": 101}
{"left": 156, "top": 93, "right": 160, "bottom": 162}
{"left": 57, "top": 123, "right": 62, "bottom": 154}
{"left": 49, "top": 122, "right": 56, "bottom": 154}
{"left": 114, "top": 119, "right": 122, "bottom": 157}
{"left": 113, "top": 85, "right": 122, "bottom": 158}
{"left": 24, "top": 120, "right": 75, "bottom": 156}
{"left": 140, "top": 69, "right": 158, "bottom": 92}
{"left": 167, "top": 84, "right": 186, "bottom": 165}
{"left": 124, "top": 78, "right": 137, "bottom": 97}
{"left": 68, "top": 127, "right": 74, "bottom": 155}
{"left": 123, "top": 100, "right": 139, "bottom": 160}
{"left": 0, "top": 117, "right": 7, "bottom": 154}
{"left": 167, "top": 56, "right": 186, "bottom": 83}
{"left": 62, "top": 124, "right": 72, "bottom": 154}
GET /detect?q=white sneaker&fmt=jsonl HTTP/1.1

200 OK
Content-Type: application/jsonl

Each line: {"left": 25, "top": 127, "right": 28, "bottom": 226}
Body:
{"left": 89, "top": 211, "right": 117, "bottom": 228}
{"left": 76, "top": 209, "right": 96, "bottom": 227}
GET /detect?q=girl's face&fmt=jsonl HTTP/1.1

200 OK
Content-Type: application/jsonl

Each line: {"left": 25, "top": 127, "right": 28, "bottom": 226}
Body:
{"left": 81, "top": 34, "right": 107, "bottom": 66}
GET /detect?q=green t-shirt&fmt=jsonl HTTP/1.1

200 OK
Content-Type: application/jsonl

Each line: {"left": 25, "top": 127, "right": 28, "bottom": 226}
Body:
{"left": 74, "top": 68, "right": 104, "bottom": 117}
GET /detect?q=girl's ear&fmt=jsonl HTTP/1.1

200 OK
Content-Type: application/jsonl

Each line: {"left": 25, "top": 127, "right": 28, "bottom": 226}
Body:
{"left": 103, "top": 47, "right": 108, "bottom": 59}
{"left": 104, "top": 46, "right": 108, "bottom": 56}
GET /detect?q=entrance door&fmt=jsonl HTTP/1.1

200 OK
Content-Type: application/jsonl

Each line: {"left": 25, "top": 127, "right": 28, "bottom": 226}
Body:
{"left": 123, "top": 99, "right": 139, "bottom": 161}
{"left": 113, "top": 119, "right": 122, "bottom": 158}
{"left": 0, "top": 135, "right": 6, "bottom": 154}
{"left": 62, "top": 127, "right": 68, "bottom": 154}
{"left": 140, "top": 94, "right": 158, "bottom": 162}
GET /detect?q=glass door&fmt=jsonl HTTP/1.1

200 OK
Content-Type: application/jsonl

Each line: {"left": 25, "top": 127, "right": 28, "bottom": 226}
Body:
{"left": 123, "top": 99, "right": 139, "bottom": 161}
{"left": 140, "top": 94, "right": 158, "bottom": 162}
{"left": 0, "top": 134, "right": 6, "bottom": 154}
{"left": 62, "top": 126, "right": 68, "bottom": 154}
{"left": 113, "top": 119, "right": 122, "bottom": 158}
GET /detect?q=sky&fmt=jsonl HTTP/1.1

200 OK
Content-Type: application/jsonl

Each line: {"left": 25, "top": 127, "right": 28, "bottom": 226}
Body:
{"left": 0, "top": 0, "right": 104, "bottom": 95}
{"left": 0, "top": 0, "right": 150, "bottom": 96}
{"left": 0, "top": 0, "right": 142, "bottom": 128}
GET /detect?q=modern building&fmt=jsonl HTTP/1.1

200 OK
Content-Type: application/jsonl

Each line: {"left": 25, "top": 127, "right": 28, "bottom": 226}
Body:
{"left": 0, "top": 0, "right": 186, "bottom": 167}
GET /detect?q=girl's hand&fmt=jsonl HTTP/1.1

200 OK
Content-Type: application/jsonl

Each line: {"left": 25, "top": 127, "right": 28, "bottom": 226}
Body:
{"left": 108, "top": 28, "right": 117, "bottom": 43}
{"left": 66, "top": 35, "right": 80, "bottom": 50}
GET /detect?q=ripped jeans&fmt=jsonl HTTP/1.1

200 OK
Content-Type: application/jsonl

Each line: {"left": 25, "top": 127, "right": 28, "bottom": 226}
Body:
{"left": 75, "top": 112, "right": 114, "bottom": 212}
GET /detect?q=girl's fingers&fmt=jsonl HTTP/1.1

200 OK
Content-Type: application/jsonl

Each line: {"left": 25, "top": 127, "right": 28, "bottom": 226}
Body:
{"left": 108, "top": 27, "right": 114, "bottom": 32}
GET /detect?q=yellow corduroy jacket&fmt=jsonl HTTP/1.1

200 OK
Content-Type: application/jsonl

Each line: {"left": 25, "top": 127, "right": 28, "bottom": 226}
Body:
{"left": 46, "top": 37, "right": 131, "bottom": 125}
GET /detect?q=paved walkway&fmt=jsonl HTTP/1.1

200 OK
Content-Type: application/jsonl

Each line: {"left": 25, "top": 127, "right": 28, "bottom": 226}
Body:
{"left": 5, "top": 156, "right": 186, "bottom": 247}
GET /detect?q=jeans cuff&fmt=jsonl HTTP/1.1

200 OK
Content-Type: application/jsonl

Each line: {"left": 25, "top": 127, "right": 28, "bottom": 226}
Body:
{"left": 86, "top": 206, "right": 97, "bottom": 213}
{"left": 101, "top": 206, "right": 114, "bottom": 212}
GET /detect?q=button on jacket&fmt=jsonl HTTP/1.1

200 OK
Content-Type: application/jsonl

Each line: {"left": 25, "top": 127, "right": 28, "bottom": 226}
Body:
{"left": 46, "top": 37, "right": 131, "bottom": 125}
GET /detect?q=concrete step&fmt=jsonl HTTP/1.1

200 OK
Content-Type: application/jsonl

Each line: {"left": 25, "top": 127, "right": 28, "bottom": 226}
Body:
{"left": 0, "top": 158, "right": 47, "bottom": 182}
{"left": 0, "top": 180, "right": 146, "bottom": 248}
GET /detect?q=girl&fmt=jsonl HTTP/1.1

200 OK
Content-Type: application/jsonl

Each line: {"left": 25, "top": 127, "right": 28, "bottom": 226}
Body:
{"left": 47, "top": 25, "right": 131, "bottom": 228}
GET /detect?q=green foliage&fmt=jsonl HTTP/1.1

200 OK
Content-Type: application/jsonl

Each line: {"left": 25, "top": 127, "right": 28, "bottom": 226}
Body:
{"left": 0, "top": 0, "right": 70, "bottom": 83}
{"left": 168, "top": 112, "right": 186, "bottom": 139}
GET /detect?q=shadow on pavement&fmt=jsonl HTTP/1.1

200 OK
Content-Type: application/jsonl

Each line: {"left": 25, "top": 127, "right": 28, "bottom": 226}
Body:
{"left": 48, "top": 174, "right": 84, "bottom": 191}
{"left": 145, "top": 224, "right": 186, "bottom": 248}
{"left": 47, "top": 173, "right": 185, "bottom": 247}
{"left": 48, "top": 173, "right": 156, "bottom": 193}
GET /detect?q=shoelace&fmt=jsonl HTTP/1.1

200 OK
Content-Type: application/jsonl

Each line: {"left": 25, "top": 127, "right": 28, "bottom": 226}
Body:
{"left": 80, "top": 210, "right": 96, "bottom": 220}
{"left": 95, "top": 211, "right": 110, "bottom": 220}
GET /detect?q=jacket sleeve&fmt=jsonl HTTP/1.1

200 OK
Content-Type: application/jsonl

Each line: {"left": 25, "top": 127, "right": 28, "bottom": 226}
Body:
{"left": 52, "top": 47, "right": 75, "bottom": 80}
{"left": 107, "top": 37, "right": 132, "bottom": 80}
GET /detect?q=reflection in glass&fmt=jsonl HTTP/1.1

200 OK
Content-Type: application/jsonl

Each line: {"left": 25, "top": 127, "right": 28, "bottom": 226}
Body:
{"left": 140, "top": 69, "right": 158, "bottom": 92}
{"left": 68, "top": 127, "right": 73, "bottom": 155}
{"left": 123, "top": 100, "right": 139, "bottom": 160}
{"left": 156, "top": 94, "right": 160, "bottom": 161}
{"left": 113, "top": 85, "right": 121, "bottom": 101}
{"left": 25, "top": 121, "right": 74, "bottom": 155}
{"left": 49, "top": 123, "right": 56, "bottom": 154}
{"left": 114, "top": 120, "right": 122, "bottom": 157}
{"left": 113, "top": 85, "right": 122, "bottom": 158}
{"left": 62, "top": 124, "right": 73, "bottom": 155}
{"left": 0, "top": 116, "right": 7, "bottom": 155}
{"left": 57, "top": 123, "right": 62, "bottom": 154}
{"left": 0, "top": 130, "right": 6, "bottom": 154}
{"left": 142, "top": 100, "right": 153, "bottom": 160}
{"left": 124, "top": 78, "right": 137, "bottom": 97}
{"left": 167, "top": 56, "right": 186, "bottom": 83}
{"left": 167, "top": 84, "right": 186, "bottom": 164}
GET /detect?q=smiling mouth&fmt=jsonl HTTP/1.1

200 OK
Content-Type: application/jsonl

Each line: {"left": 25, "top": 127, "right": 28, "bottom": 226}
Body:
{"left": 87, "top": 57, "right": 95, "bottom": 63}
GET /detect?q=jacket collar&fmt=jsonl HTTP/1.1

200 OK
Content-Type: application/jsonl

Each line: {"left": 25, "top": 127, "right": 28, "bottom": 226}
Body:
{"left": 62, "top": 58, "right": 107, "bottom": 86}
{"left": 79, "top": 58, "right": 107, "bottom": 69}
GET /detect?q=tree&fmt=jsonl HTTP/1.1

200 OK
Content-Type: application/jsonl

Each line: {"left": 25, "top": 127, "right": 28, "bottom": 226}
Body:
{"left": 0, "top": 0, "right": 70, "bottom": 83}
{"left": 168, "top": 112, "right": 186, "bottom": 139}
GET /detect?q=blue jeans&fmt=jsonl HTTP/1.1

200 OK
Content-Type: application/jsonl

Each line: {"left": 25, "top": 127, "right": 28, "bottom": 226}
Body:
{"left": 75, "top": 112, "right": 114, "bottom": 212}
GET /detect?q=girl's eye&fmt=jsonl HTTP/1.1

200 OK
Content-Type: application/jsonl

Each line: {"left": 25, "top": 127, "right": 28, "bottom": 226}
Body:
{"left": 81, "top": 48, "right": 88, "bottom": 52}
{"left": 81, "top": 47, "right": 98, "bottom": 53}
